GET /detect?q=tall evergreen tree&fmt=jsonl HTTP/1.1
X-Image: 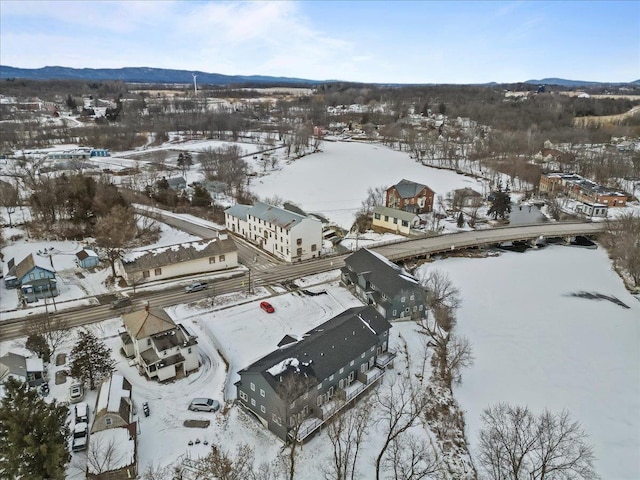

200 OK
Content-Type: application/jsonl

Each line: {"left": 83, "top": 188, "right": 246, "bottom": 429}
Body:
{"left": 487, "top": 181, "right": 512, "bottom": 220}
{"left": 177, "top": 152, "right": 193, "bottom": 176}
{"left": 70, "top": 330, "right": 115, "bottom": 390}
{"left": 0, "top": 377, "right": 70, "bottom": 479}
{"left": 191, "top": 184, "right": 212, "bottom": 207}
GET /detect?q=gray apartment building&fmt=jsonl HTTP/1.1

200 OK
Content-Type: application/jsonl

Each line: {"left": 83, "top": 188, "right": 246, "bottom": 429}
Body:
{"left": 235, "top": 305, "right": 395, "bottom": 442}
{"left": 341, "top": 248, "right": 428, "bottom": 321}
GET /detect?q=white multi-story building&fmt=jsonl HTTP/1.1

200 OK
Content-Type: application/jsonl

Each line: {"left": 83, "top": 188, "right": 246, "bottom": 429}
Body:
{"left": 225, "top": 202, "right": 323, "bottom": 262}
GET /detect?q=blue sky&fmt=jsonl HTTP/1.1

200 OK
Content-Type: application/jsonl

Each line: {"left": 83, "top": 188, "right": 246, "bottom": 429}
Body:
{"left": 1, "top": 0, "right": 638, "bottom": 84}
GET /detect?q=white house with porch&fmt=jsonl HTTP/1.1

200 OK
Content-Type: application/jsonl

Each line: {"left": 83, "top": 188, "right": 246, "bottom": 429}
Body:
{"left": 120, "top": 306, "right": 199, "bottom": 382}
{"left": 371, "top": 205, "right": 420, "bottom": 236}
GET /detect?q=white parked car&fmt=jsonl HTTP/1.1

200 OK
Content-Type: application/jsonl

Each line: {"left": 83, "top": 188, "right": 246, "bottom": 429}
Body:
{"left": 69, "top": 383, "right": 84, "bottom": 403}
{"left": 71, "top": 422, "right": 88, "bottom": 452}
{"left": 188, "top": 398, "right": 220, "bottom": 412}
{"left": 74, "top": 402, "right": 89, "bottom": 424}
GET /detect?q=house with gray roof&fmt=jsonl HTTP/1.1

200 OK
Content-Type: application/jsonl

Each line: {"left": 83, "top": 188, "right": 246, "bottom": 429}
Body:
{"left": 3, "top": 253, "right": 58, "bottom": 303}
{"left": 0, "top": 352, "right": 45, "bottom": 387}
{"left": 235, "top": 305, "right": 394, "bottom": 442}
{"left": 341, "top": 248, "right": 428, "bottom": 321}
{"left": 115, "top": 233, "right": 238, "bottom": 285}
{"left": 386, "top": 179, "right": 435, "bottom": 214}
{"left": 225, "top": 201, "right": 323, "bottom": 262}
{"left": 371, "top": 205, "right": 420, "bottom": 236}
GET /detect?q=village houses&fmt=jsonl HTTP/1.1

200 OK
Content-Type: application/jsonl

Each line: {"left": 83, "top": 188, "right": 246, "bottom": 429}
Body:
{"left": 116, "top": 234, "right": 238, "bottom": 286}
{"left": 120, "top": 306, "right": 199, "bottom": 382}
{"left": 225, "top": 201, "right": 323, "bottom": 262}
{"left": 235, "top": 305, "right": 395, "bottom": 442}
{"left": 341, "top": 248, "right": 428, "bottom": 321}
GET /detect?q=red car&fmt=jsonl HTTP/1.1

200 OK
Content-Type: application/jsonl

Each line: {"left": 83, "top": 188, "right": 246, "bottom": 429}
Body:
{"left": 260, "top": 301, "right": 275, "bottom": 313}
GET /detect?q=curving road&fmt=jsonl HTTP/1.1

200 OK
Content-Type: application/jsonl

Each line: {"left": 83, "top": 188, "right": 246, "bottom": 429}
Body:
{"left": 0, "top": 221, "right": 604, "bottom": 341}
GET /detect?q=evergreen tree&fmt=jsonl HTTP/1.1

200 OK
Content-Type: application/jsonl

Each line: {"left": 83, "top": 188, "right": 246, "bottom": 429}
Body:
{"left": 191, "top": 184, "right": 212, "bottom": 207}
{"left": 0, "top": 377, "right": 70, "bottom": 479}
{"left": 66, "top": 94, "right": 77, "bottom": 112}
{"left": 177, "top": 152, "right": 193, "bottom": 176}
{"left": 25, "top": 333, "right": 52, "bottom": 362}
{"left": 487, "top": 182, "right": 512, "bottom": 220}
{"left": 70, "top": 330, "right": 115, "bottom": 390}
{"left": 457, "top": 211, "right": 464, "bottom": 228}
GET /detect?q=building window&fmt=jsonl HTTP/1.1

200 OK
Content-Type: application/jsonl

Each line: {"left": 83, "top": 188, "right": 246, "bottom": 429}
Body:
{"left": 260, "top": 389, "right": 265, "bottom": 397}
{"left": 402, "top": 220, "right": 409, "bottom": 227}
{"left": 317, "top": 395, "right": 323, "bottom": 406}
{"left": 219, "top": 255, "right": 225, "bottom": 262}
{"left": 251, "top": 398, "right": 256, "bottom": 406}
{"left": 105, "top": 418, "right": 112, "bottom": 426}
{"left": 329, "top": 374, "right": 334, "bottom": 381}
{"left": 297, "top": 248, "right": 302, "bottom": 256}
{"left": 272, "top": 414, "right": 282, "bottom": 425}
{"left": 296, "top": 238, "right": 302, "bottom": 246}
{"left": 339, "top": 367, "right": 344, "bottom": 374}
{"left": 147, "top": 338, "right": 151, "bottom": 346}
{"left": 393, "top": 218, "right": 397, "bottom": 224}
{"left": 239, "top": 390, "right": 248, "bottom": 401}
{"left": 311, "top": 244, "right": 317, "bottom": 252}
{"left": 410, "top": 295, "right": 415, "bottom": 301}
{"left": 250, "top": 382, "right": 255, "bottom": 391}
{"left": 188, "top": 347, "right": 192, "bottom": 354}
{"left": 393, "top": 309, "right": 397, "bottom": 316}
{"left": 401, "top": 297, "right": 406, "bottom": 303}
{"left": 317, "top": 382, "right": 323, "bottom": 390}
{"left": 419, "top": 305, "right": 423, "bottom": 311}
{"left": 143, "top": 270, "right": 150, "bottom": 278}
{"left": 154, "top": 268, "right": 162, "bottom": 276}
{"left": 350, "top": 360, "right": 354, "bottom": 366}
{"left": 209, "top": 257, "right": 216, "bottom": 264}
{"left": 374, "top": 213, "right": 381, "bottom": 220}
{"left": 384, "top": 215, "right": 389, "bottom": 221}
{"left": 260, "top": 405, "right": 266, "bottom": 413}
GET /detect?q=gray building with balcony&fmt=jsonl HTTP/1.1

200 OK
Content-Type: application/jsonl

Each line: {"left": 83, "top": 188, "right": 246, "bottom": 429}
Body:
{"left": 235, "top": 305, "right": 395, "bottom": 443}
{"left": 341, "top": 248, "right": 428, "bottom": 321}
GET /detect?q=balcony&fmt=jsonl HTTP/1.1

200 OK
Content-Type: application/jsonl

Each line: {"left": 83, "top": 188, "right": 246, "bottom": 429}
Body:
{"left": 290, "top": 367, "right": 385, "bottom": 443}
{"left": 375, "top": 351, "right": 397, "bottom": 369}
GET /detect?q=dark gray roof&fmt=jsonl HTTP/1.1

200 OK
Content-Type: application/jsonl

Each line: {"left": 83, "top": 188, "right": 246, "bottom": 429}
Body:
{"left": 239, "top": 306, "right": 391, "bottom": 391}
{"left": 122, "top": 237, "right": 236, "bottom": 273}
{"left": 391, "top": 179, "right": 432, "bottom": 198}
{"left": 343, "top": 248, "right": 423, "bottom": 299}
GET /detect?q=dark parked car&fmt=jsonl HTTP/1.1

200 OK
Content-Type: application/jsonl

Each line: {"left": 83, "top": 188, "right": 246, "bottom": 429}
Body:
{"left": 110, "top": 297, "right": 131, "bottom": 309}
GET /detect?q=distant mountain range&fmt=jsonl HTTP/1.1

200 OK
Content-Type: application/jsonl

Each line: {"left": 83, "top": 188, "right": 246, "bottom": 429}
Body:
{"left": 0, "top": 65, "right": 320, "bottom": 85}
{"left": 0, "top": 65, "right": 638, "bottom": 87}
{"left": 524, "top": 77, "right": 640, "bottom": 87}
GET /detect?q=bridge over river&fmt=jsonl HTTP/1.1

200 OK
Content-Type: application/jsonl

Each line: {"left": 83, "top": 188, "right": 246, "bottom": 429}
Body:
{"left": 371, "top": 222, "right": 605, "bottom": 262}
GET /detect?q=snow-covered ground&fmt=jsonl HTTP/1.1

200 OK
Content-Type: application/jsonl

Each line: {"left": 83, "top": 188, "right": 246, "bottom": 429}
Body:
{"left": 249, "top": 141, "right": 486, "bottom": 230}
{"left": 415, "top": 245, "right": 640, "bottom": 479}
{"left": 1, "top": 245, "right": 638, "bottom": 479}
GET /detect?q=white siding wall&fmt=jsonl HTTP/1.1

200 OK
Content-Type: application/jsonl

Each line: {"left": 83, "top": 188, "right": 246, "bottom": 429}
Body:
{"left": 372, "top": 214, "right": 412, "bottom": 235}
{"left": 182, "top": 347, "right": 199, "bottom": 372}
{"left": 289, "top": 218, "right": 323, "bottom": 261}
{"left": 121, "top": 251, "right": 238, "bottom": 285}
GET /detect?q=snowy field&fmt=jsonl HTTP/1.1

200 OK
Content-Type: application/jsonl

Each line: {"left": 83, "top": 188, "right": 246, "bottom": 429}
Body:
{"left": 249, "top": 141, "right": 486, "bottom": 229}
{"left": 415, "top": 245, "right": 640, "bottom": 479}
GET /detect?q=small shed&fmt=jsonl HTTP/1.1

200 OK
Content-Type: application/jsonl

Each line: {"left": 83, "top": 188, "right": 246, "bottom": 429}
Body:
{"left": 76, "top": 249, "right": 100, "bottom": 269}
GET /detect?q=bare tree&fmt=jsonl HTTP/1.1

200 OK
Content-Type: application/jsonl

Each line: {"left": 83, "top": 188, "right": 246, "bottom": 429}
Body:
{"left": 381, "top": 432, "right": 442, "bottom": 480}
{"left": 194, "top": 443, "right": 256, "bottom": 480}
{"left": 94, "top": 205, "right": 137, "bottom": 279}
{"left": 357, "top": 185, "right": 387, "bottom": 217}
{"left": 478, "top": 404, "right": 598, "bottom": 480}
{"left": 87, "top": 434, "right": 128, "bottom": 477}
{"left": 373, "top": 374, "right": 429, "bottom": 480}
{"left": 324, "top": 397, "right": 371, "bottom": 480}
{"left": 416, "top": 269, "right": 461, "bottom": 316}
{"left": 23, "top": 315, "right": 69, "bottom": 361}
{"left": 603, "top": 212, "right": 640, "bottom": 288}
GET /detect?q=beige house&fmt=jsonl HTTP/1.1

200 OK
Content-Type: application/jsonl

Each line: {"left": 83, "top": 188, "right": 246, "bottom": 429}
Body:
{"left": 372, "top": 206, "right": 420, "bottom": 236}
{"left": 120, "top": 306, "right": 199, "bottom": 382}
{"left": 116, "top": 233, "right": 238, "bottom": 286}
{"left": 92, "top": 374, "right": 134, "bottom": 434}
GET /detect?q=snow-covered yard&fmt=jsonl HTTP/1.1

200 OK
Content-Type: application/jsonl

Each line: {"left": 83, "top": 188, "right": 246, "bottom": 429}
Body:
{"left": 249, "top": 141, "right": 486, "bottom": 230}
{"left": 417, "top": 245, "right": 640, "bottom": 479}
